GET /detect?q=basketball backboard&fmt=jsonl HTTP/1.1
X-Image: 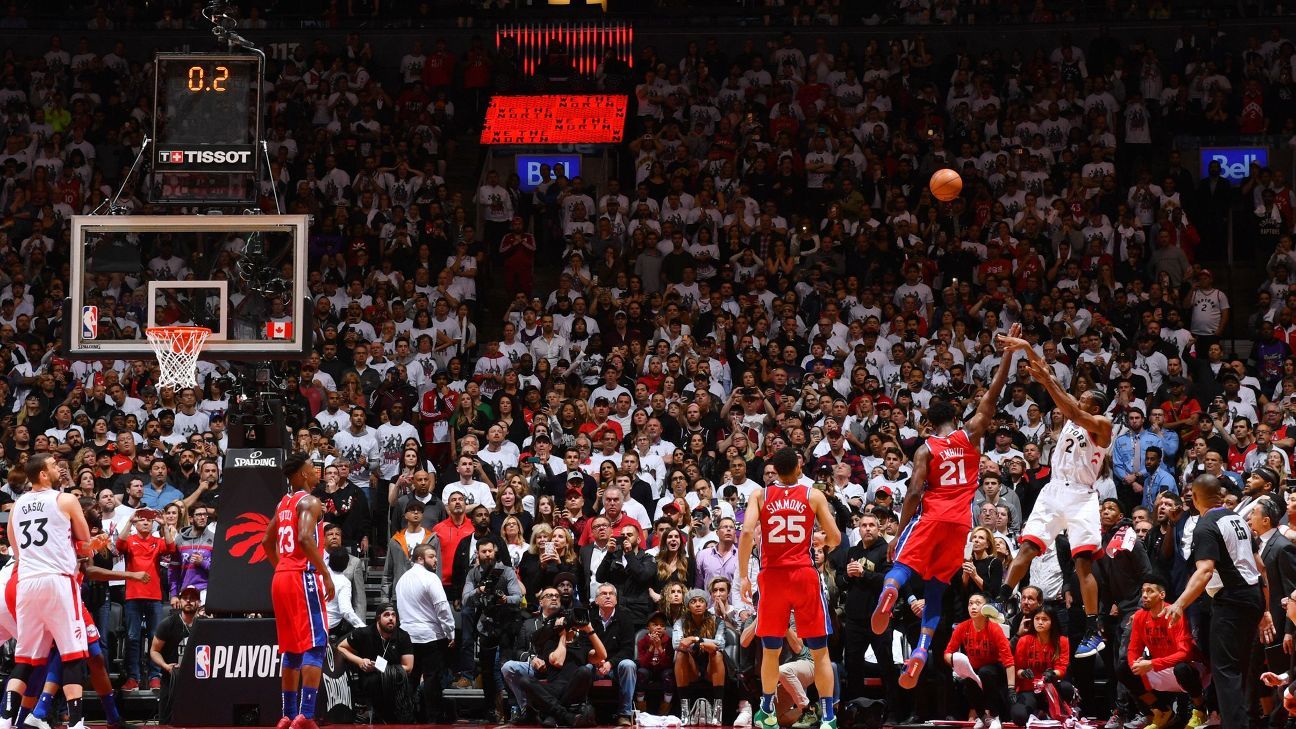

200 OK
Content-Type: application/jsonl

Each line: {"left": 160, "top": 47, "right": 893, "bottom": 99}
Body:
{"left": 66, "top": 214, "right": 311, "bottom": 359}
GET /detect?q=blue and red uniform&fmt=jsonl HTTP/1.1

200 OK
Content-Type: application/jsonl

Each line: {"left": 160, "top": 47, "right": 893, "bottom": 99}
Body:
{"left": 270, "top": 491, "right": 328, "bottom": 655}
{"left": 755, "top": 483, "right": 830, "bottom": 639}
{"left": 892, "top": 429, "right": 981, "bottom": 581}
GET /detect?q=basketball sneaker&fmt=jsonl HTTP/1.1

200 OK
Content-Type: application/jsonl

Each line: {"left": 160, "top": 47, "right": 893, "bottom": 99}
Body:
{"left": 1185, "top": 709, "right": 1208, "bottom": 728}
{"left": 898, "top": 646, "right": 929, "bottom": 690}
{"left": 1074, "top": 628, "right": 1106, "bottom": 658}
{"left": 817, "top": 719, "right": 838, "bottom": 729}
{"left": 275, "top": 716, "right": 292, "bottom": 729}
{"left": 732, "top": 702, "right": 752, "bottom": 728}
{"left": 21, "top": 714, "right": 49, "bottom": 729}
{"left": 870, "top": 584, "right": 898, "bottom": 635}
{"left": 289, "top": 715, "right": 319, "bottom": 729}
{"left": 752, "top": 708, "right": 778, "bottom": 729}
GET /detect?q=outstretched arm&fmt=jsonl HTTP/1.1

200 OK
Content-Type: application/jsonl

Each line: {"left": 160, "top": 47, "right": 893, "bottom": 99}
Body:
{"left": 966, "top": 322, "right": 1021, "bottom": 440}
{"left": 1025, "top": 359, "right": 1113, "bottom": 447}
{"left": 891, "top": 443, "right": 930, "bottom": 561}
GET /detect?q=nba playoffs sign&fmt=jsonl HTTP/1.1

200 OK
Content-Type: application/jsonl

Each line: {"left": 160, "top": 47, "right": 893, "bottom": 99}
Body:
{"left": 171, "top": 619, "right": 350, "bottom": 726}
{"left": 1199, "top": 146, "right": 1269, "bottom": 180}
{"left": 205, "top": 448, "right": 287, "bottom": 614}
{"left": 516, "top": 153, "right": 582, "bottom": 191}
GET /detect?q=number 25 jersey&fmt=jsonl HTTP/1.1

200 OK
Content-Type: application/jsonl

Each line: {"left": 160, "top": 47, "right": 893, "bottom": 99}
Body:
{"left": 922, "top": 429, "right": 981, "bottom": 525}
{"left": 273, "top": 491, "right": 321, "bottom": 573}
{"left": 760, "top": 483, "right": 814, "bottom": 570}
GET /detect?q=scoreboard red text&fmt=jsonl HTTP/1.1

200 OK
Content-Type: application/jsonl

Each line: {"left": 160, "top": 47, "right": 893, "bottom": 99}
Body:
{"left": 481, "top": 95, "right": 627, "bottom": 145}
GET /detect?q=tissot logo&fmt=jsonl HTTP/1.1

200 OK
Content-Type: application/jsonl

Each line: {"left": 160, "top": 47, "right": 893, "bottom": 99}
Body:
{"left": 157, "top": 149, "right": 252, "bottom": 165}
{"left": 233, "top": 450, "right": 278, "bottom": 468}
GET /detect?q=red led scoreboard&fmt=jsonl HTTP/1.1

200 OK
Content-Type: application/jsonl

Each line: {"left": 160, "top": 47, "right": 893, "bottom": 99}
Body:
{"left": 480, "top": 95, "right": 627, "bottom": 145}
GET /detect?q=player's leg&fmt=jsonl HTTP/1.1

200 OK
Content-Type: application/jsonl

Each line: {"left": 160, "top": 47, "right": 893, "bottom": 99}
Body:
{"left": 872, "top": 519, "right": 923, "bottom": 634}
{"left": 901, "top": 577, "right": 949, "bottom": 690}
{"left": 1072, "top": 552, "right": 1105, "bottom": 657}
{"left": 279, "top": 652, "right": 303, "bottom": 726}
{"left": 673, "top": 647, "right": 702, "bottom": 724}
{"left": 1000, "top": 538, "right": 1040, "bottom": 608}
{"left": 15, "top": 658, "right": 49, "bottom": 729}
{"left": 24, "top": 650, "right": 60, "bottom": 729}
{"left": 292, "top": 572, "right": 330, "bottom": 726}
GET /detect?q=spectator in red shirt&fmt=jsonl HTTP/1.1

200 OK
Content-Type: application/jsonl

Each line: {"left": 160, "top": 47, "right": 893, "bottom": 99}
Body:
{"left": 116, "top": 509, "right": 176, "bottom": 692}
{"left": 1116, "top": 581, "right": 1206, "bottom": 729}
{"left": 431, "top": 491, "right": 473, "bottom": 586}
{"left": 944, "top": 594, "right": 1015, "bottom": 727}
{"left": 1010, "top": 607, "right": 1072, "bottom": 726}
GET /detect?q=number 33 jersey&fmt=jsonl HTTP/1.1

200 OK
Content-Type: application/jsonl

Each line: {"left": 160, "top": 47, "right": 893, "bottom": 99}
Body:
{"left": 759, "top": 483, "right": 815, "bottom": 570}
{"left": 13, "top": 488, "right": 76, "bottom": 578}
{"left": 922, "top": 429, "right": 982, "bottom": 526}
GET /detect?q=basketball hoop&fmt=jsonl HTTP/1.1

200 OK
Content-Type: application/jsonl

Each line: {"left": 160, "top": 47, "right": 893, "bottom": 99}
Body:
{"left": 146, "top": 326, "right": 212, "bottom": 390}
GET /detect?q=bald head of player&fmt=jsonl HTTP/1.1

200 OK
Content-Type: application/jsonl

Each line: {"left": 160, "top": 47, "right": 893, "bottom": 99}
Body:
{"left": 1190, "top": 473, "right": 1227, "bottom": 508}
{"left": 283, "top": 452, "right": 321, "bottom": 493}
{"left": 770, "top": 447, "right": 801, "bottom": 484}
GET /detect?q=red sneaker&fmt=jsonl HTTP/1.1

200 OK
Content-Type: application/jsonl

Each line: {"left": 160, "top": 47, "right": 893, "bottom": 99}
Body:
{"left": 119, "top": 679, "right": 140, "bottom": 692}
{"left": 290, "top": 715, "right": 319, "bottom": 729}
{"left": 148, "top": 678, "right": 162, "bottom": 692}
{"left": 275, "top": 717, "right": 292, "bottom": 729}
{"left": 898, "top": 647, "right": 929, "bottom": 690}
{"left": 870, "top": 585, "right": 897, "bottom": 635}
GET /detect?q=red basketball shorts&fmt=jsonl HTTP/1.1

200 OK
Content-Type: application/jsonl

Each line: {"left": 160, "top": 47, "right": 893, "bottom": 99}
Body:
{"left": 755, "top": 566, "right": 831, "bottom": 639}
{"left": 271, "top": 570, "right": 330, "bottom": 655}
{"left": 893, "top": 516, "right": 968, "bottom": 582}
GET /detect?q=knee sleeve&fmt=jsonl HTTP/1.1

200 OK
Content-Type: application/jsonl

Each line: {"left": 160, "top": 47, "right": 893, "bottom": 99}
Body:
{"left": 804, "top": 636, "right": 829, "bottom": 650}
{"left": 761, "top": 637, "right": 784, "bottom": 650}
{"left": 1173, "top": 662, "right": 1203, "bottom": 695}
{"left": 60, "top": 659, "right": 86, "bottom": 688}
{"left": 281, "top": 652, "right": 303, "bottom": 670}
{"left": 300, "top": 646, "right": 326, "bottom": 669}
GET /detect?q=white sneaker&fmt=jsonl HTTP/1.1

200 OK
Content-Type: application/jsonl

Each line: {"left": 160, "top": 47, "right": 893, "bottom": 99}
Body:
{"left": 733, "top": 703, "right": 752, "bottom": 728}
{"left": 66, "top": 722, "right": 85, "bottom": 729}
{"left": 21, "top": 716, "right": 49, "bottom": 729}
{"left": 972, "top": 717, "right": 986, "bottom": 729}
{"left": 1199, "top": 714, "right": 1221, "bottom": 727}
{"left": 988, "top": 717, "right": 1003, "bottom": 729}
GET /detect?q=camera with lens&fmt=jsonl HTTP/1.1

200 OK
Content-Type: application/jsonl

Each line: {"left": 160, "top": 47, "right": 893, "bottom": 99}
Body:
{"left": 474, "top": 568, "right": 519, "bottom": 640}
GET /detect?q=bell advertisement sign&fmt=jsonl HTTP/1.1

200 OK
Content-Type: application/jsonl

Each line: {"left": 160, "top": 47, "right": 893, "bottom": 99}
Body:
{"left": 1199, "top": 146, "right": 1269, "bottom": 180}
{"left": 516, "top": 154, "right": 582, "bottom": 191}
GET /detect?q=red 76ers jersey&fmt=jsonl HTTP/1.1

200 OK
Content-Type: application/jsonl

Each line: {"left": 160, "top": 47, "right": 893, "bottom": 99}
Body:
{"left": 921, "top": 429, "right": 981, "bottom": 525}
{"left": 759, "top": 483, "right": 814, "bottom": 570}
{"left": 273, "top": 491, "right": 321, "bottom": 573}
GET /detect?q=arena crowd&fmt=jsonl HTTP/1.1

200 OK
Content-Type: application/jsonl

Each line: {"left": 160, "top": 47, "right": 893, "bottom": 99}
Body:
{"left": 2, "top": 2, "right": 1296, "bottom": 728}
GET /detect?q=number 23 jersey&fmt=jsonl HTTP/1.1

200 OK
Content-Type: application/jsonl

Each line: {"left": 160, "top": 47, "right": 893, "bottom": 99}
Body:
{"left": 922, "top": 429, "right": 981, "bottom": 525}
{"left": 273, "top": 491, "right": 322, "bottom": 573}
{"left": 759, "top": 483, "right": 815, "bottom": 570}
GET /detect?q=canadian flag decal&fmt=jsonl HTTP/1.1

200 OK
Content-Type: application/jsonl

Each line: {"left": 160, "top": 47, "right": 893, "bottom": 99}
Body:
{"left": 266, "top": 321, "right": 293, "bottom": 339}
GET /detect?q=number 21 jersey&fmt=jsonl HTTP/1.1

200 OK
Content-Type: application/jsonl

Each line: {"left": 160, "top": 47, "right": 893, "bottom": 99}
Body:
{"left": 273, "top": 491, "right": 321, "bottom": 573}
{"left": 760, "top": 483, "right": 814, "bottom": 570}
{"left": 922, "top": 429, "right": 981, "bottom": 525}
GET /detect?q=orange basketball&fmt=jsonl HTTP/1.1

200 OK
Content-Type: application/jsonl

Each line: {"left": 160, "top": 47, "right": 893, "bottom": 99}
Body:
{"left": 930, "top": 168, "right": 963, "bottom": 202}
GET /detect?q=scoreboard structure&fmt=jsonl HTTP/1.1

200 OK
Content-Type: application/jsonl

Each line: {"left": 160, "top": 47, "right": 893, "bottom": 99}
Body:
{"left": 150, "top": 52, "right": 263, "bottom": 205}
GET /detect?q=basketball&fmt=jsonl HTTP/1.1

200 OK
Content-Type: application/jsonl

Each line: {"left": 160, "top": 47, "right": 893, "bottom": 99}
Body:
{"left": 930, "top": 168, "right": 963, "bottom": 202}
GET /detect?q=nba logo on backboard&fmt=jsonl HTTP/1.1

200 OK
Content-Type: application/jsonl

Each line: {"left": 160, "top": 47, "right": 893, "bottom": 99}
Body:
{"left": 81, "top": 306, "right": 98, "bottom": 340}
{"left": 194, "top": 644, "right": 211, "bottom": 679}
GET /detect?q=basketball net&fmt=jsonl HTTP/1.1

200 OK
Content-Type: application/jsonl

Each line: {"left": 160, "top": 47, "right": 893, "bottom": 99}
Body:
{"left": 145, "top": 326, "right": 211, "bottom": 390}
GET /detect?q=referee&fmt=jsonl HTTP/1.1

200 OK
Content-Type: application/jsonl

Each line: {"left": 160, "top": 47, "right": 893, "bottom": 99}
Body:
{"left": 1164, "top": 474, "right": 1274, "bottom": 729}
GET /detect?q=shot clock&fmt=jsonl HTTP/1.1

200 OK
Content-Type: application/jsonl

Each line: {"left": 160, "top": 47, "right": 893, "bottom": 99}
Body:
{"left": 150, "top": 52, "right": 262, "bottom": 203}
{"left": 152, "top": 53, "right": 261, "bottom": 175}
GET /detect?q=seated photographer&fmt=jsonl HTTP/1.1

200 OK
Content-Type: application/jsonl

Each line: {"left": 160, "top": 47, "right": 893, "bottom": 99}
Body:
{"left": 463, "top": 540, "right": 525, "bottom": 722}
{"left": 1115, "top": 581, "right": 1207, "bottom": 729}
{"left": 595, "top": 523, "right": 656, "bottom": 624}
{"left": 1010, "top": 607, "right": 1073, "bottom": 727}
{"left": 674, "top": 588, "right": 727, "bottom": 726}
{"left": 336, "top": 604, "right": 415, "bottom": 724}
{"left": 503, "top": 586, "right": 564, "bottom": 723}
{"left": 515, "top": 606, "right": 606, "bottom": 727}
{"left": 590, "top": 583, "right": 639, "bottom": 726}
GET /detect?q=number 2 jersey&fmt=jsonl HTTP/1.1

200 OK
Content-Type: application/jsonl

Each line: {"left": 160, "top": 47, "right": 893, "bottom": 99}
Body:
{"left": 921, "top": 429, "right": 982, "bottom": 525}
{"left": 759, "top": 483, "right": 814, "bottom": 570}
{"left": 13, "top": 488, "right": 76, "bottom": 578}
{"left": 1050, "top": 420, "right": 1108, "bottom": 488}
{"left": 274, "top": 490, "right": 321, "bottom": 574}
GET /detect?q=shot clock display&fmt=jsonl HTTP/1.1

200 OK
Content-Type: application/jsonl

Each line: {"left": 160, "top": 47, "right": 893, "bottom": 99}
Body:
{"left": 152, "top": 53, "right": 261, "bottom": 175}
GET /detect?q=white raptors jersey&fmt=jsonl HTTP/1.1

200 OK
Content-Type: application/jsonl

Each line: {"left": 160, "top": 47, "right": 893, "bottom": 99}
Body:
{"left": 12, "top": 489, "right": 76, "bottom": 578}
{"left": 1050, "top": 420, "right": 1108, "bottom": 488}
